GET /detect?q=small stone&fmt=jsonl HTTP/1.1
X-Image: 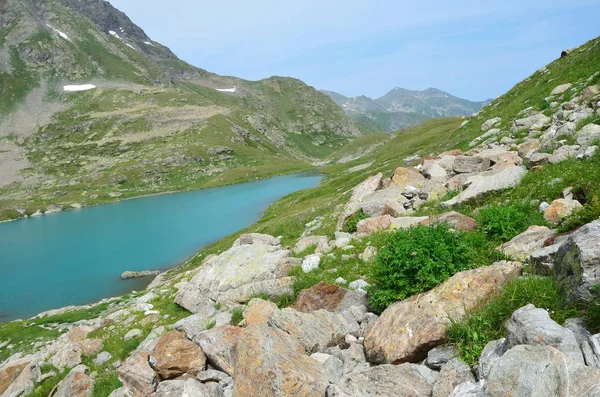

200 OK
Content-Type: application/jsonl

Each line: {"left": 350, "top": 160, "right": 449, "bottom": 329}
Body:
{"left": 302, "top": 255, "right": 321, "bottom": 273}
{"left": 123, "top": 329, "right": 143, "bottom": 341}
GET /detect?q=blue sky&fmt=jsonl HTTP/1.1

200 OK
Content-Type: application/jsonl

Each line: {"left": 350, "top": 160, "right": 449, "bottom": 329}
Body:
{"left": 111, "top": 0, "right": 600, "bottom": 101}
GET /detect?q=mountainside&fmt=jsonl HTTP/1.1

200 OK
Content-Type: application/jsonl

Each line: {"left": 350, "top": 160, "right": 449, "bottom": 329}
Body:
{"left": 322, "top": 87, "right": 488, "bottom": 132}
{"left": 0, "top": 0, "right": 360, "bottom": 222}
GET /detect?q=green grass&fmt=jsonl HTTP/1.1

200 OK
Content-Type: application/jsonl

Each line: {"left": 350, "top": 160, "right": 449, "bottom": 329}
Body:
{"left": 92, "top": 373, "right": 122, "bottom": 397}
{"left": 31, "top": 301, "right": 115, "bottom": 326}
{"left": 447, "top": 276, "right": 581, "bottom": 366}
{"left": 342, "top": 209, "right": 368, "bottom": 233}
{"left": 231, "top": 308, "right": 244, "bottom": 326}
{"left": 0, "top": 321, "right": 61, "bottom": 362}
{"left": 477, "top": 203, "right": 547, "bottom": 242}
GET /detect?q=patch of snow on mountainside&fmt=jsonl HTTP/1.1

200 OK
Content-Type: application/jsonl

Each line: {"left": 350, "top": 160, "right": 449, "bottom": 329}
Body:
{"left": 109, "top": 30, "right": 121, "bottom": 39}
{"left": 47, "top": 25, "right": 71, "bottom": 42}
{"left": 216, "top": 87, "right": 237, "bottom": 93}
{"left": 64, "top": 84, "right": 96, "bottom": 92}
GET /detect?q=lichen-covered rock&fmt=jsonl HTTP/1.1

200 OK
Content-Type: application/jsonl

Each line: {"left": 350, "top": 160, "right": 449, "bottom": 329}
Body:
{"left": 391, "top": 167, "right": 426, "bottom": 190}
{"left": 359, "top": 186, "right": 408, "bottom": 217}
{"left": 175, "top": 235, "right": 294, "bottom": 316}
{"left": 551, "top": 83, "right": 573, "bottom": 96}
{"left": 0, "top": 357, "right": 40, "bottom": 397}
{"left": 420, "top": 211, "right": 477, "bottom": 231}
{"left": 244, "top": 298, "right": 278, "bottom": 326}
{"left": 331, "top": 364, "right": 437, "bottom": 397}
{"left": 195, "top": 326, "right": 243, "bottom": 376}
{"left": 499, "top": 225, "right": 556, "bottom": 261}
{"left": 54, "top": 366, "right": 93, "bottom": 397}
{"left": 432, "top": 359, "right": 476, "bottom": 397}
{"left": 426, "top": 345, "right": 457, "bottom": 370}
{"left": 149, "top": 330, "right": 206, "bottom": 379}
{"left": 356, "top": 215, "right": 392, "bottom": 235}
{"left": 365, "top": 261, "right": 522, "bottom": 364}
{"left": 481, "top": 117, "right": 501, "bottom": 131}
{"left": 232, "top": 324, "right": 328, "bottom": 397}
{"left": 477, "top": 338, "right": 508, "bottom": 380}
{"left": 390, "top": 216, "right": 430, "bottom": 230}
{"left": 294, "top": 282, "right": 368, "bottom": 313}
{"left": 295, "top": 236, "right": 330, "bottom": 254}
{"left": 453, "top": 156, "right": 490, "bottom": 174}
{"left": 506, "top": 304, "right": 584, "bottom": 364}
{"left": 544, "top": 198, "right": 582, "bottom": 224}
{"left": 337, "top": 173, "right": 383, "bottom": 230}
{"left": 117, "top": 352, "right": 157, "bottom": 397}
{"left": 483, "top": 345, "right": 600, "bottom": 397}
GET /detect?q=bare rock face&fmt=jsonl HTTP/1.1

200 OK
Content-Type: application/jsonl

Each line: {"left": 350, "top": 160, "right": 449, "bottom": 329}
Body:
{"left": 267, "top": 307, "right": 360, "bottom": 354}
{"left": 356, "top": 215, "right": 392, "bottom": 235}
{"left": 391, "top": 167, "right": 426, "bottom": 190}
{"left": 483, "top": 345, "right": 600, "bottom": 397}
{"left": 453, "top": 156, "right": 490, "bottom": 174}
{"left": 0, "top": 357, "right": 40, "bottom": 397}
{"left": 244, "top": 298, "right": 278, "bottom": 326}
{"left": 330, "top": 363, "right": 437, "bottom": 397}
{"left": 117, "top": 352, "right": 158, "bottom": 397}
{"left": 499, "top": 225, "right": 556, "bottom": 261}
{"left": 232, "top": 324, "right": 328, "bottom": 397}
{"left": 364, "top": 261, "right": 522, "bottom": 364}
{"left": 506, "top": 304, "right": 584, "bottom": 364}
{"left": 175, "top": 234, "right": 294, "bottom": 317}
{"left": 420, "top": 211, "right": 477, "bottom": 231}
{"left": 194, "top": 326, "right": 243, "bottom": 376}
{"left": 336, "top": 173, "right": 383, "bottom": 230}
{"left": 432, "top": 359, "right": 476, "bottom": 397}
{"left": 149, "top": 330, "right": 206, "bottom": 380}
{"left": 294, "top": 282, "right": 368, "bottom": 313}
{"left": 49, "top": 341, "right": 83, "bottom": 370}
{"left": 54, "top": 366, "right": 94, "bottom": 397}
{"left": 544, "top": 198, "right": 582, "bottom": 224}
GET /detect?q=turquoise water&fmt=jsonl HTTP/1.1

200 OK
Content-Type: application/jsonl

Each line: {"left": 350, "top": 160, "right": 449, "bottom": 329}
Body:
{"left": 0, "top": 173, "right": 321, "bottom": 323}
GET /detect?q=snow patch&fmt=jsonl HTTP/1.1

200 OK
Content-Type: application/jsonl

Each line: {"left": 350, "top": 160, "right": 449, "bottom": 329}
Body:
{"left": 143, "top": 41, "right": 155, "bottom": 47}
{"left": 109, "top": 30, "right": 121, "bottom": 39}
{"left": 215, "top": 86, "right": 237, "bottom": 93}
{"left": 47, "top": 25, "right": 71, "bottom": 42}
{"left": 125, "top": 43, "right": 136, "bottom": 50}
{"left": 63, "top": 84, "right": 96, "bottom": 92}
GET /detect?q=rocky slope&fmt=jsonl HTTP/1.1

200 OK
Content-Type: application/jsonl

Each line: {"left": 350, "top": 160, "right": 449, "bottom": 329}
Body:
{"left": 0, "top": 0, "right": 359, "bottom": 222}
{"left": 322, "top": 87, "right": 488, "bottom": 132}
{"left": 1, "top": 16, "right": 600, "bottom": 397}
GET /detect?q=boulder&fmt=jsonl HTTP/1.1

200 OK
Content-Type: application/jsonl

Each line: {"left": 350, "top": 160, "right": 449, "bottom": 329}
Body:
{"left": 575, "top": 123, "right": 600, "bottom": 147}
{"left": 512, "top": 113, "right": 551, "bottom": 132}
{"left": 582, "top": 85, "right": 600, "bottom": 101}
{"left": 553, "top": 217, "right": 600, "bottom": 300}
{"left": 550, "top": 145, "right": 581, "bottom": 164}
{"left": 50, "top": 341, "right": 83, "bottom": 370}
{"left": 506, "top": 304, "right": 584, "bottom": 363}
{"left": 156, "top": 378, "right": 222, "bottom": 397}
{"left": 54, "top": 366, "right": 93, "bottom": 397}
{"left": 173, "top": 314, "right": 207, "bottom": 340}
{"left": 364, "top": 261, "right": 522, "bottom": 364}
{"left": 356, "top": 215, "right": 392, "bottom": 235}
{"left": 528, "top": 151, "right": 551, "bottom": 167}
{"left": 565, "top": 318, "right": 600, "bottom": 368}
{"left": 267, "top": 307, "right": 360, "bottom": 354}
{"left": 452, "top": 156, "right": 490, "bottom": 174}
{"left": 310, "top": 353, "right": 344, "bottom": 383}
{"left": 420, "top": 211, "right": 477, "bottom": 232}
{"left": 390, "top": 216, "right": 430, "bottom": 230}
{"left": 391, "top": 167, "right": 426, "bottom": 190}
{"left": 233, "top": 233, "right": 280, "bottom": 246}
{"left": 481, "top": 117, "right": 501, "bottom": 131}
{"left": 518, "top": 139, "right": 540, "bottom": 158}
{"left": 232, "top": 324, "right": 328, "bottom": 397}
{"left": 294, "top": 236, "right": 330, "bottom": 254}
{"left": 483, "top": 345, "right": 600, "bottom": 396}
{"left": 441, "top": 166, "right": 526, "bottom": 207}
{"left": 337, "top": 173, "right": 383, "bottom": 230}
{"left": 194, "top": 326, "right": 243, "bottom": 376}
{"left": 244, "top": 298, "right": 278, "bottom": 326}
{"left": 551, "top": 83, "right": 572, "bottom": 96}
{"left": 339, "top": 343, "right": 369, "bottom": 375}
{"left": 81, "top": 339, "right": 103, "bottom": 357}
{"left": 0, "top": 357, "right": 40, "bottom": 397}
{"left": 294, "top": 282, "right": 368, "bottom": 313}
{"left": 426, "top": 345, "right": 457, "bottom": 370}
{"left": 93, "top": 352, "right": 112, "bottom": 367}
{"left": 175, "top": 236, "right": 294, "bottom": 316}
{"left": 330, "top": 364, "right": 437, "bottom": 397}
{"left": 543, "top": 198, "right": 582, "bottom": 224}
{"left": 477, "top": 338, "right": 508, "bottom": 380}
{"left": 149, "top": 330, "right": 206, "bottom": 379}
{"left": 499, "top": 225, "right": 556, "bottom": 261}
{"left": 117, "top": 352, "right": 157, "bottom": 397}
{"left": 359, "top": 187, "right": 407, "bottom": 217}
{"left": 556, "top": 122, "right": 577, "bottom": 137}
{"left": 424, "top": 163, "right": 448, "bottom": 180}
{"left": 360, "top": 246, "right": 378, "bottom": 262}
{"left": 302, "top": 255, "right": 321, "bottom": 273}
{"left": 432, "top": 359, "right": 476, "bottom": 397}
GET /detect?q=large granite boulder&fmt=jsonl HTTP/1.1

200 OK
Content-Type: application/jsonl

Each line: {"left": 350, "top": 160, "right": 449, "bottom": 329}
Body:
{"left": 432, "top": 359, "right": 476, "bottom": 397}
{"left": 453, "top": 156, "right": 490, "bottom": 174}
{"left": 441, "top": 166, "right": 526, "bottom": 207}
{"left": 499, "top": 225, "right": 556, "bottom": 261}
{"left": 329, "top": 364, "right": 437, "bottom": 397}
{"left": 54, "top": 365, "right": 94, "bottom": 397}
{"left": 267, "top": 307, "right": 360, "bottom": 354}
{"left": 359, "top": 187, "right": 408, "bottom": 217}
{"left": 356, "top": 215, "right": 392, "bottom": 235}
{"left": 0, "top": 357, "right": 40, "bottom": 397}
{"left": 391, "top": 167, "right": 426, "bottom": 191}
{"left": 194, "top": 326, "right": 243, "bottom": 376}
{"left": 295, "top": 236, "right": 330, "bottom": 254}
{"left": 294, "top": 282, "right": 368, "bottom": 313}
{"left": 364, "top": 261, "right": 522, "bottom": 364}
{"left": 337, "top": 173, "right": 383, "bottom": 230}
{"left": 149, "top": 330, "right": 206, "bottom": 379}
{"left": 553, "top": 217, "right": 600, "bottom": 300}
{"left": 117, "top": 352, "right": 158, "bottom": 397}
{"left": 244, "top": 298, "right": 278, "bottom": 326}
{"left": 544, "top": 199, "right": 582, "bottom": 224}
{"left": 506, "top": 304, "right": 584, "bottom": 364}
{"left": 175, "top": 234, "right": 294, "bottom": 316}
{"left": 483, "top": 345, "right": 600, "bottom": 396}
{"left": 232, "top": 324, "right": 328, "bottom": 397}
{"left": 420, "top": 211, "right": 477, "bottom": 232}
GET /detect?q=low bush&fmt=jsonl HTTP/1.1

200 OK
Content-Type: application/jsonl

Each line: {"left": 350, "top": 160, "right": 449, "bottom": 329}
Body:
{"left": 477, "top": 203, "right": 546, "bottom": 243}
{"left": 369, "top": 225, "right": 485, "bottom": 313}
{"left": 342, "top": 209, "right": 367, "bottom": 233}
{"left": 447, "top": 276, "right": 581, "bottom": 366}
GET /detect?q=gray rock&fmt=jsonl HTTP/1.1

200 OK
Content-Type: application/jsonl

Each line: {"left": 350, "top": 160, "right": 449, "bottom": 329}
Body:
{"left": 512, "top": 113, "right": 551, "bottom": 132}
{"left": 340, "top": 343, "right": 369, "bottom": 375}
{"left": 121, "top": 270, "right": 160, "bottom": 280}
{"left": 197, "top": 369, "right": 233, "bottom": 386}
{"left": 506, "top": 304, "right": 584, "bottom": 364}
{"left": 449, "top": 381, "right": 484, "bottom": 397}
{"left": 553, "top": 217, "right": 600, "bottom": 301}
{"left": 155, "top": 380, "right": 185, "bottom": 397}
{"left": 529, "top": 243, "right": 563, "bottom": 275}
{"left": 359, "top": 187, "right": 408, "bottom": 217}
{"left": 432, "top": 359, "right": 476, "bottom": 397}
{"left": 556, "top": 121, "right": 577, "bottom": 137}
{"left": 331, "top": 364, "right": 438, "bottom": 397}
{"left": 124, "top": 329, "right": 143, "bottom": 341}
{"left": 529, "top": 151, "right": 551, "bottom": 167}
{"left": 337, "top": 173, "right": 383, "bottom": 230}
{"left": 565, "top": 318, "right": 600, "bottom": 368}
{"left": 453, "top": 156, "right": 490, "bottom": 174}
{"left": 390, "top": 216, "right": 429, "bottom": 229}
{"left": 499, "top": 225, "right": 556, "bottom": 261}
{"left": 0, "top": 357, "right": 41, "bottom": 397}
{"left": 53, "top": 366, "right": 93, "bottom": 397}
{"left": 174, "top": 314, "right": 207, "bottom": 340}
{"left": 294, "top": 235, "right": 330, "bottom": 254}
{"left": 310, "top": 353, "right": 344, "bottom": 383}
{"left": 483, "top": 345, "right": 600, "bottom": 397}
{"left": 551, "top": 83, "right": 572, "bottom": 96}
{"left": 426, "top": 345, "right": 457, "bottom": 370}
{"left": 577, "top": 145, "right": 598, "bottom": 160}
{"left": 93, "top": 351, "right": 112, "bottom": 366}
{"left": 549, "top": 145, "right": 580, "bottom": 164}
{"left": 442, "top": 166, "right": 526, "bottom": 207}
{"left": 575, "top": 123, "right": 600, "bottom": 147}
{"left": 477, "top": 338, "right": 508, "bottom": 380}
{"left": 481, "top": 117, "right": 501, "bottom": 131}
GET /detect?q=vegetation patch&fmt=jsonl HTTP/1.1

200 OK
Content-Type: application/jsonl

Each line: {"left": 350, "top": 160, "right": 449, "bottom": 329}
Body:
{"left": 477, "top": 203, "right": 547, "bottom": 242}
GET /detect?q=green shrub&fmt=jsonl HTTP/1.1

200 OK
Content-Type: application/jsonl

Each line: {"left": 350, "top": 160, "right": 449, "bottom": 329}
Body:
{"left": 368, "top": 225, "right": 475, "bottom": 313}
{"left": 585, "top": 285, "right": 600, "bottom": 334}
{"left": 447, "top": 276, "right": 580, "bottom": 366}
{"left": 477, "top": 203, "right": 546, "bottom": 242}
{"left": 231, "top": 308, "right": 244, "bottom": 326}
{"left": 342, "top": 209, "right": 367, "bottom": 233}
